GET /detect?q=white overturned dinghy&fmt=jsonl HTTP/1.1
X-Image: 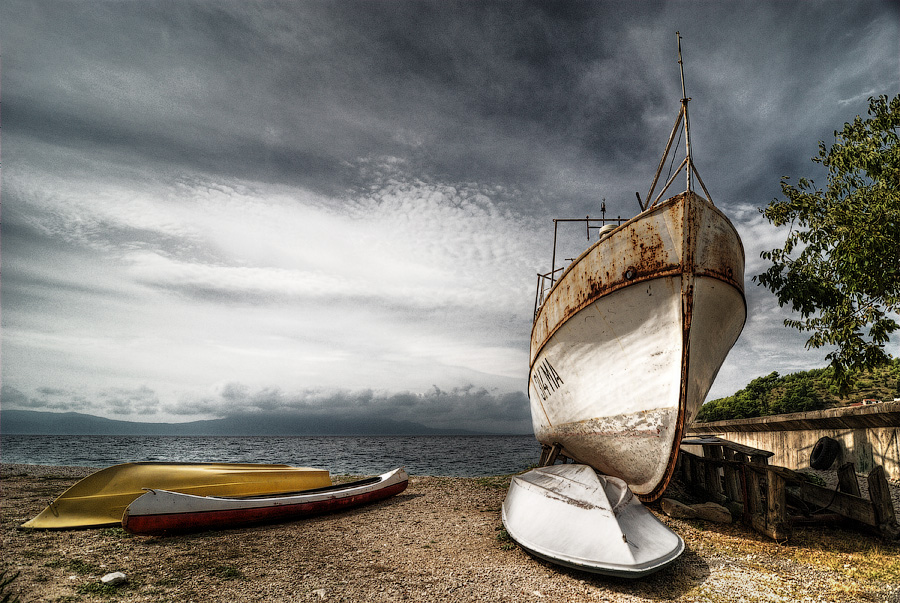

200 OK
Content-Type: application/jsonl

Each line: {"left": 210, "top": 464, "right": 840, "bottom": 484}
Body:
{"left": 502, "top": 465, "right": 683, "bottom": 578}
{"left": 122, "top": 468, "right": 408, "bottom": 535}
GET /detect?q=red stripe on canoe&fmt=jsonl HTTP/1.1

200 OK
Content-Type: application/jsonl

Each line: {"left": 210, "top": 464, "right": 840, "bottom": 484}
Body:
{"left": 122, "top": 480, "right": 407, "bottom": 535}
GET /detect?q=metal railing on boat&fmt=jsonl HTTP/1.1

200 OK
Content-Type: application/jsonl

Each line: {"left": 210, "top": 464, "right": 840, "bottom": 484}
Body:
{"left": 533, "top": 213, "right": 626, "bottom": 320}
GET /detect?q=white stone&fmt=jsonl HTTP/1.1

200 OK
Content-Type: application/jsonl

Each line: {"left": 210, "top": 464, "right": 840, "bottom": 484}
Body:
{"left": 101, "top": 572, "right": 127, "bottom": 586}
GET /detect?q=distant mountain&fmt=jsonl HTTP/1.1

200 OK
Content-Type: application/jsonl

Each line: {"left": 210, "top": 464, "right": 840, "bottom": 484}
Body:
{"left": 0, "top": 410, "right": 484, "bottom": 436}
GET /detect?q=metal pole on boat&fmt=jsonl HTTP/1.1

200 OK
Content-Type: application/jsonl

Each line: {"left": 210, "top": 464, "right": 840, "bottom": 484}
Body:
{"left": 677, "top": 32, "right": 693, "bottom": 193}
{"left": 551, "top": 220, "right": 559, "bottom": 286}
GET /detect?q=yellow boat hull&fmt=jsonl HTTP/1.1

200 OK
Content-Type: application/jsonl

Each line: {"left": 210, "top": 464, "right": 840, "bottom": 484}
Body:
{"left": 21, "top": 462, "right": 332, "bottom": 529}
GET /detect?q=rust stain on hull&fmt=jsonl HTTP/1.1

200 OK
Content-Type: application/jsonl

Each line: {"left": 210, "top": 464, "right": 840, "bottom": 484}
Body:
{"left": 532, "top": 191, "right": 744, "bottom": 366}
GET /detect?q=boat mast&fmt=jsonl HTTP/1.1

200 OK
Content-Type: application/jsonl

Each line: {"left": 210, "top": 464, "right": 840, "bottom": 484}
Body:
{"left": 678, "top": 32, "right": 693, "bottom": 194}
{"left": 643, "top": 33, "right": 713, "bottom": 208}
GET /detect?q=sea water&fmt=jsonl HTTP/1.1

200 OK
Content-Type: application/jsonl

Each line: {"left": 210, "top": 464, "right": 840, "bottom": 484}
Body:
{"left": 0, "top": 434, "right": 538, "bottom": 476}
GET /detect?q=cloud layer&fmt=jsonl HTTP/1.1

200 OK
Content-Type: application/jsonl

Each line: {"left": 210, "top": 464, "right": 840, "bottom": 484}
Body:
{"left": 2, "top": 1, "right": 898, "bottom": 429}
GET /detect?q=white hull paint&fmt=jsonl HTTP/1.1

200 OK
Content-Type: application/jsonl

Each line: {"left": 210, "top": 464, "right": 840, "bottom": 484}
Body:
{"left": 502, "top": 464, "right": 684, "bottom": 577}
{"left": 530, "top": 192, "right": 745, "bottom": 501}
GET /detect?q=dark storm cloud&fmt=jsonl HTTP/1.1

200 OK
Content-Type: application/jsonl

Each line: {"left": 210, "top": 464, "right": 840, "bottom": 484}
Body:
{"left": 168, "top": 383, "right": 532, "bottom": 434}
{"left": 3, "top": 384, "right": 161, "bottom": 415}
{"left": 7, "top": 1, "right": 896, "bottom": 213}
{"left": 3, "top": 385, "right": 94, "bottom": 412}
{"left": 1, "top": 1, "right": 687, "bottom": 207}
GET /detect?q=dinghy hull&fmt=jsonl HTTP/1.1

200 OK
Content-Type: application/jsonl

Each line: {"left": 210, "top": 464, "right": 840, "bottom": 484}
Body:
{"left": 122, "top": 468, "right": 408, "bottom": 535}
{"left": 502, "top": 464, "right": 684, "bottom": 578}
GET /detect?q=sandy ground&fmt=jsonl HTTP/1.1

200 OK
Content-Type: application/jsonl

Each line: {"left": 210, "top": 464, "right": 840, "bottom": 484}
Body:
{"left": 2, "top": 464, "right": 899, "bottom": 603}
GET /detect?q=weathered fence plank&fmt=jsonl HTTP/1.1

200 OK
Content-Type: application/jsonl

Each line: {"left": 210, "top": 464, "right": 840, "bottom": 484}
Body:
{"left": 868, "top": 465, "right": 900, "bottom": 539}
{"left": 837, "top": 463, "right": 861, "bottom": 497}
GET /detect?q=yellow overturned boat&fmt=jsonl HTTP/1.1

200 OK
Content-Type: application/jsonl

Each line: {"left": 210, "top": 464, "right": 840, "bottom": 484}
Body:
{"left": 21, "top": 462, "right": 331, "bottom": 529}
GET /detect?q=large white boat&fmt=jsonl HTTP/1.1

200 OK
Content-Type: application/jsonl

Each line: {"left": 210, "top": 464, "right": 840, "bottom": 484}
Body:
{"left": 530, "top": 190, "right": 746, "bottom": 501}
{"left": 505, "top": 35, "right": 744, "bottom": 578}
{"left": 527, "top": 40, "right": 746, "bottom": 503}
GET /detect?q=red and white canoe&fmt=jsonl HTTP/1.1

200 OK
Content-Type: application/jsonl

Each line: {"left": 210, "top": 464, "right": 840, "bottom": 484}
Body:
{"left": 122, "top": 468, "right": 408, "bottom": 535}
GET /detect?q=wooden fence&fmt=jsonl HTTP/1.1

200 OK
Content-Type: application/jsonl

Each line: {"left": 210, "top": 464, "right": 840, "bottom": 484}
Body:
{"left": 678, "top": 436, "right": 900, "bottom": 541}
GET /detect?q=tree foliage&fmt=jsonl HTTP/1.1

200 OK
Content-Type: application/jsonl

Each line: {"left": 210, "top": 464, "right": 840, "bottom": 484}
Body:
{"left": 755, "top": 95, "right": 900, "bottom": 393}
{"left": 695, "top": 358, "right": 900, "bottom": 423}
{"left": 696, "top": 371, "right": 826, "bottom": 422}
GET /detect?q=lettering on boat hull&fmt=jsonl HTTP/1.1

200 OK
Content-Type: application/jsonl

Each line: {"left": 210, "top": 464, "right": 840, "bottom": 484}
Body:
{"left": 531, "top": 358, "right": 565, "bottom": 401}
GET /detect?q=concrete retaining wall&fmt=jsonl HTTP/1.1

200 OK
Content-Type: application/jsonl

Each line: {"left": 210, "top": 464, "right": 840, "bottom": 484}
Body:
{"left": 686, "top": 402, "right": 900, "bottom": 480}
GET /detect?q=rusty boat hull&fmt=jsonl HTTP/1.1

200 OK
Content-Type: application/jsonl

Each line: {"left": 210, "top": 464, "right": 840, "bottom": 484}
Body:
{"left": 529, "top": 191, "right": 746, "bottom": 501}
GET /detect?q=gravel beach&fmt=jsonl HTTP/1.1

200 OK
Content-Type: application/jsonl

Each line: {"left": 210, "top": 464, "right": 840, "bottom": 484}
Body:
{"left": 3, "top": 464, "right": 899, "bottom": 602}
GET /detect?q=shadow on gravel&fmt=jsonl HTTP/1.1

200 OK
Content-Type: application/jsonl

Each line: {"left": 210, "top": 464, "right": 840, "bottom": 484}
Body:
{"left": 524, "top": 544, "right": 710, "bottom": 601}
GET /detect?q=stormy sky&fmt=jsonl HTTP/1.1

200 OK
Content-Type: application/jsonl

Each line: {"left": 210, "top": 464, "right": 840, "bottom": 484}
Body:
{"left": 2, "top": 1, "right": 898, "bottom": 434}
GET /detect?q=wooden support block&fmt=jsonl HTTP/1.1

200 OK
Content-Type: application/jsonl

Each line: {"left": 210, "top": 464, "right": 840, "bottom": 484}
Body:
{"left": 837, "top": 463, "right": 861, "bottom": 497}
{"left": 766, "top": 468, "right": 790, "bottom": 540}
{"left": 746, "top": 469, "right": 770, "bottom": 539}
{"left": 705, "top": 460, "right": 725, "bottom": 502}
{"left": 868, "top": 465, "right": 900, "bottom": 539}
{"left": 740, "top": 465, "right": 752, "bottom": 525}
{"left": 697, "top": 456, "right": 710, "bottom": 492}
{"left": 543, "top": 443, "right": 561, "bottom": 466}
{"left": 750, "top": 453, "right": 770, "bottom": 466}
{"left": 704, "top": 445, "right": 724, "bottom": 460}
{"left": 690, "top": 454, "right": 702, "bottom": 489}
{"left": 724, "top": 463, "right": 742, "bottom": 503}
{"left": 746, "top": 467, "right": 762, "bottom": 518}
{"left": 679, "top": 451, "right": 689, "bottom": 482}
{"left": 721, "top": 448, "right": 742, "bottom": 503}
{"left": 704, "top": 446, "right": 725, "bottom": 500}
{"left": 538, "top": 445, "right": 551, "bottom": 467}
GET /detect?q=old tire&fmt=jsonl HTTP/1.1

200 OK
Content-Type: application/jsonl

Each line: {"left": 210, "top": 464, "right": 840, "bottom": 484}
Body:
{"left": 810, "top": 436, "right": 840, "bottom": 470}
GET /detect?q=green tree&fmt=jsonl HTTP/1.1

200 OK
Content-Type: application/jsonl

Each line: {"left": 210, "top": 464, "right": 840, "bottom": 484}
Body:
{"left": 755, "top": 95, "right": 900, "bottom": 393}
{"left": 770, "top": 380, "right": 824, "bottom": 415}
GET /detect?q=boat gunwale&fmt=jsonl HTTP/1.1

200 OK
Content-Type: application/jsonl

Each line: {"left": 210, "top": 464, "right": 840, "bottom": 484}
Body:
{"left": 135, "top": 469, "right": 404, "bottom": 505}
{"left": 201, "top": 474, "right": 385, "bottom": 500}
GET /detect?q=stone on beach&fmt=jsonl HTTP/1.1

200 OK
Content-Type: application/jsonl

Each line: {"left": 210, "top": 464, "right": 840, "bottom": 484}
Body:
{"left": 690, "top": 502, "right": 733, "bottom": 523}
{"left": 660, "top": 499, "right": 732, "bottom": 523}
{"left": 660, "top": 498, "right": 697, "bottom": 519}
{"left": 101, "top": 572, "right": 127, "bottom": 586}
